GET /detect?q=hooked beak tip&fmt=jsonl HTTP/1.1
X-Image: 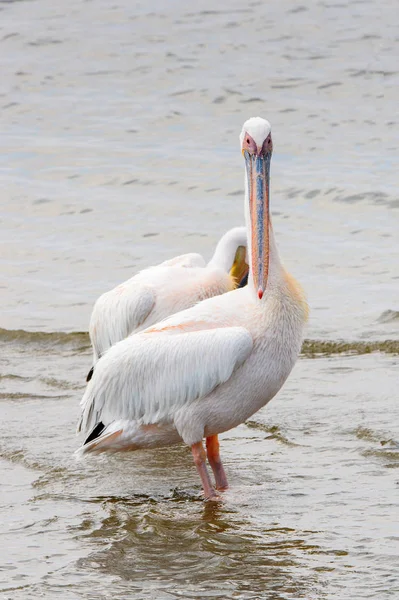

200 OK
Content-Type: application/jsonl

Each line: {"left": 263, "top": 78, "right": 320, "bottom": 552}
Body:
{"left": 257, "top": 289, "right": 263, "bottom": 300}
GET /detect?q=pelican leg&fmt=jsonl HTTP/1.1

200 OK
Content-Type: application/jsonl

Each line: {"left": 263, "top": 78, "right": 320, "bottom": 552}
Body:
{"left": 206, "top": 435, "right": 228, "bottom": 491}
{"left": 191, "top": 441, "right": 220, "bottom": 501}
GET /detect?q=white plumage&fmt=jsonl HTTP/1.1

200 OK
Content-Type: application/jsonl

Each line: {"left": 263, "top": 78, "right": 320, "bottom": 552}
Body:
{"left": 79, "top": 324, "right": 253, "bottom": 434}
{"left": 88, "top": 227, "right": 247, "bottom": 364}
{"left": 77, "top": 117, "right": 308, "bottom": 501}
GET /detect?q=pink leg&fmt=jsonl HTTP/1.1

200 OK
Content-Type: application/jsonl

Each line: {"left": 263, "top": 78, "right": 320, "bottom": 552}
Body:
{"left": 191, "top": 441, "right": 220, "bottom": 501}
{"left": 206, "top": 435, "right": 228, "bottom": 491}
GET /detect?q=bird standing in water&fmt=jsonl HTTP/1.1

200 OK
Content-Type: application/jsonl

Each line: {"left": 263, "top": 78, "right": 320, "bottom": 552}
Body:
{"left": 77, "top": 117, "right": 308, "bottom": 501}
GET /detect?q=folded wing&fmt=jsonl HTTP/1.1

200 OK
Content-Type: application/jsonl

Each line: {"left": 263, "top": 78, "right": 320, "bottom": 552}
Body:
{"left": 78, "top": 325, "right": 253, "bottom": 435}
{"left": 159, "top": 252, "right": 206, "bottom": 268}
{"left": 89, "top": 285, "right": 155, "bottom": 361}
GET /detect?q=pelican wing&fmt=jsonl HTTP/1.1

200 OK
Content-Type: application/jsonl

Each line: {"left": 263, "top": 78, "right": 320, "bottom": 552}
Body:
{"left": 89, "top": 285, "right": 155, "bottom": 360}
{"left": 159, "top": 252, "right": 206, "bottom": 268}
{"left": 78, "top": 326, "right": 253, "bottom": 434}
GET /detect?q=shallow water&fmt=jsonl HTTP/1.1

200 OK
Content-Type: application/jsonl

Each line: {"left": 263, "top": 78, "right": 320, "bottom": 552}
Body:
{"left": 1, "top": 0, "right": 398, "bottom": 598}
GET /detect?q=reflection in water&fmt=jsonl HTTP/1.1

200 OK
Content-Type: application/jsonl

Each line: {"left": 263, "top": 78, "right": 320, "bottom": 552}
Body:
{"left": 76, "top": 496, "right": 323, "bottom": 599}
{"left": 1, "top": 348, "right": 398, "bottom": 598}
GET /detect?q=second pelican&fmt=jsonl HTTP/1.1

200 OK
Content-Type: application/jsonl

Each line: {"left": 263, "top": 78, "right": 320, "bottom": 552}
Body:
{"left": 87, "top": 227, "right": 248, "bottom": 378}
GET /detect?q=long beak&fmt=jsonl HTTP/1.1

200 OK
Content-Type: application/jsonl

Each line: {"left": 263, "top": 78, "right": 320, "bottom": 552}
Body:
{"left": 229, "top": 245, "right": 249, "bottom": 289}
{"left": 245, "top": 151, "right": 271, "bottom": 299}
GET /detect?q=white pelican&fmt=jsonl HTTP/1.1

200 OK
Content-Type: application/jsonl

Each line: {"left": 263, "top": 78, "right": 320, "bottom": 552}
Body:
{"left": 77, "top": 118, "right": 308, "bottom": 501}
{"left": 87, "top": 227, "right": 248, "bottom": 379}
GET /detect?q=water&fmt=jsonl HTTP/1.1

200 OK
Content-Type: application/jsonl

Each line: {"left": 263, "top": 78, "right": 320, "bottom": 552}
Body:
{"left": 1, "top": 0, "right": 398, "bottom": 598}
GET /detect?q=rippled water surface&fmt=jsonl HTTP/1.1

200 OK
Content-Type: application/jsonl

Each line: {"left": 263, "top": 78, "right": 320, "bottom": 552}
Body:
{"left": 1, "top": 0, "right": 398, "bottom": 598}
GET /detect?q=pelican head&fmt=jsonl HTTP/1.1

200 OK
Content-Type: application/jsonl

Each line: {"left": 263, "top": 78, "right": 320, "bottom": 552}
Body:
{"left": 207, "top": 227, "right": 249, "bottom": 288}
{"left": 240, "top": 117, "right": 273, "bottom": 300}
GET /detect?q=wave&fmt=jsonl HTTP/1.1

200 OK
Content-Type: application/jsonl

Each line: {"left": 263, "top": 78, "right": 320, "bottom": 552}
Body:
{"left": 301, "top": 339, "right": 399, "bottom": 357}
{"left": 1, "top": 328, "right": 398, "bottom": 356}
{"left": 283, "top": 186, "right": 399, "bottom": 208}
{"left": 377, "top": 310, "right": 399, "bottom": 324}
{"left": 0, "top": 327, "right": 90, "bottom": 351}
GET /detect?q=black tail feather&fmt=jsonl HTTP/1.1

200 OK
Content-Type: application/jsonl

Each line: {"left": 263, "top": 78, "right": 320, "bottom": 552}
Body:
{"left": 86, "top": 366, "right": 94, "bottom": 382}
{"left": 84, "top": 422, "right": 105, "bottom": 445}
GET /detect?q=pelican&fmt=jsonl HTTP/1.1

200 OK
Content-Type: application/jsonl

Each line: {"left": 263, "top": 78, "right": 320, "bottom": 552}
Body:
{"left": 77, "top": 117, "right": 308, "bottom": 501}
{"left": 87, "top": 227, "right": 248, "bottom": 379}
